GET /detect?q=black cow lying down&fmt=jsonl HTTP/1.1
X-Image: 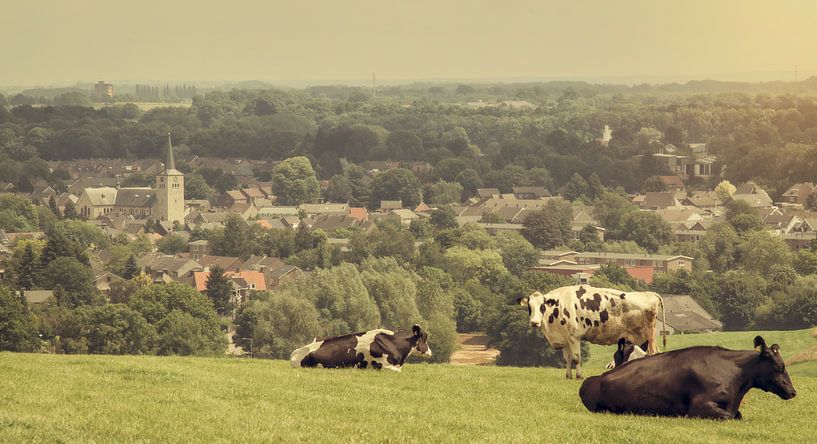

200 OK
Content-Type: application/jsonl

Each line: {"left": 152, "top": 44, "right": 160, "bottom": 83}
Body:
{"left": 290, "top": 325, "right": 431, "bottom": 371}
{"left": 580, "top": 336, "right": 796, "bottom": 419}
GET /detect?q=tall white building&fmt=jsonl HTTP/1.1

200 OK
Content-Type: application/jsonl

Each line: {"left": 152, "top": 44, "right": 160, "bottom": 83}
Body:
{"left": 154, "top": 133, "right": 185, "bottom": 223}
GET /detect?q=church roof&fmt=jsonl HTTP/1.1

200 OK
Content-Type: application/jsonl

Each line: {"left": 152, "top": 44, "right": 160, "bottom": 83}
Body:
{"left": 115, "top": 188, "right": 156, "bottom": 208}
{"left": 83, "top": 187, "right": 118, "bottom": 206}
{"left": 162, "top": 133, "right": 183, "bottom": 175}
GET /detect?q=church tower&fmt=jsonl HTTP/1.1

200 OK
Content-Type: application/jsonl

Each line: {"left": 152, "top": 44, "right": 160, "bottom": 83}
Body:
{"left": 155, "top": 133, "right": 184, "bottom": 223}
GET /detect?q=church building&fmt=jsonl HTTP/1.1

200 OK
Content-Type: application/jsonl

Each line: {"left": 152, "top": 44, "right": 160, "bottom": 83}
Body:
{"left": 77, "top": 134, "right": 186, "bottom": 224}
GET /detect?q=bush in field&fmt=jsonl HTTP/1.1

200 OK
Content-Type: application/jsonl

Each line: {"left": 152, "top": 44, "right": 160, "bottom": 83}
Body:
{"left": 128, "top": 283, "right": 226, "bottom": 356}
{"left": 56, "top": 304, "right": 156, "bottom": 355}
{"left": 234, "top": 291, "right": 322, "bottom": 359}
{"left": 414, "top": 267, "right": 458, "bottom": 363}
{"left": 0, "top": 286, "right": 38, "bottom": 352}
{"left": 486, "top": 303, "right": 588, "bottom": 367}
{"left": 360, "top": 257, "right": 422, "bottom": 331}
{"left": 294, "top": 264, "right": 381, "bottom": 337}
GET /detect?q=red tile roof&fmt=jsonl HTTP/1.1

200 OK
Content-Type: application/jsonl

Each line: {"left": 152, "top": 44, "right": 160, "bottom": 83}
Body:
{"left": 193, "top": 270, "right": 267, "bottom": 292}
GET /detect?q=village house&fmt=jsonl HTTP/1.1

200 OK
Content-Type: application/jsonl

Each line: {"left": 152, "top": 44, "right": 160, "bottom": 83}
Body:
{"left": 780, "top": 182, "right": 816, "bottom": 207}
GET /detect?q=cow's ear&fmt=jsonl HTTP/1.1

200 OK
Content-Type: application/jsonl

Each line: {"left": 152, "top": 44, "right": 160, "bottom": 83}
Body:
{"left": 754, "top": 336, "right": 767, "bottom": 353}
{"left": 516, "top": 298, "right": 528, "bottom": 307}
{"left": 412, "top": 324, "right": 422, "bottom": 336}
{"left": 617, "top": 338, "right": 626, "bottom": 351}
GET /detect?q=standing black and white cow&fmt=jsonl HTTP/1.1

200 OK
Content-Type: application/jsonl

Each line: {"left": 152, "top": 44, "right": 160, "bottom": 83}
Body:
{"left": 517, "top": 285, "right": 666, "bottom": 379}
{"left": 580, "top": 336, "right": 797, "bottom": 419}
{"left": 290, "top": 325, "right": 431, "bottom": 371}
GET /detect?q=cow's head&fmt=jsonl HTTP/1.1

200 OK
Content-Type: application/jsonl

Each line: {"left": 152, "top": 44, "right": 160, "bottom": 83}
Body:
{"left": 516, "top": 291, "right": 558, "bottom": 329}
{"left": 753, "top": 336, "right": 796, "bottom": 400}
{"left": 412, "top": 324, "right": 432, "bottom": 358}
{"left": 612, "top": 338, "right": 649, "bottom": 368}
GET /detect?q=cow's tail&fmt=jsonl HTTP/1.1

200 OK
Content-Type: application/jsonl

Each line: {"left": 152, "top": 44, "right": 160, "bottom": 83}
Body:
{"left": 657, "top": 293, "right": 667, "bottom": 351}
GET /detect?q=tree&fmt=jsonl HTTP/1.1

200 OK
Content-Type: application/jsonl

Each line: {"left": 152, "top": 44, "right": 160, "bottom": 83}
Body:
{"left": 522, "top": 199, "right": 572, "bottom": 250}
{"left": 16, "top": 242, "right": 39, "bottom": 290}
{"left": 714, "top": 180, "right": 737, "bottom": 201}
{"left": 713, "top": 271, "right": 767, "bottom": 331}
{"left": 0, "top": 285, "right": 38, "bottom": 352}
{"left": 700, "top": 222, "right": 740, "bottom": 273}
{"left": 593, "top": 191, "right": 638, "bottom": 236}
{"left": 429, "top": 207, "right": 458, "bottom": 230}
{"left": 155, "top": 233, "right": 188, "bottom": 255}
{"left": 48, "top": 194, "right": 60, "bottom": 218}
{"left": 62, "top": 200, "right": 78, "bottom": 219}
{"left": 59, "top": 304, "right": 157, "bottom": 355}
{"left": 368, "top": 220, "right": 416, "bottom": 264}
{"left": 234, "top": 290, "right": 322, "bottom": 359}
{"left": 370, "top": 168, "right": 422, "bottom": 208}
{"left": 642, "top": 176, "right": 668, "bottom": 193}
{"left": 586, "top": 173, "right": 606, "bottom": 200}
{"left": 270, "top": 156, "right": 320, "bottom": 205}
{"left": 294, "top": 222, "right": 312, "bottom": 252}
{"left": 414, "top": 267, "right": 458, "bottom": 362}
{"left": 444, "top": 246, "right": 508, "bottom": 287}
{"left": 793, "top": 249, "right": 817, "bottom": 275}
{"left": 593, "top": 264, "right": 641, "bottom": 289}
{"left": 454, "top": 168, "right": 482, "bottom": 201}
{"left": 325, "top": 175, "right": 353, "bottom": 203}
{"left": 806, "top": 193, "right": 817, "bottom": 211}
{"left": 737, "top": 230, "right": 793, "bottom": 274}
{"left": 128, "top": 283, "right": 226, "bottom": 356}
{"left": 295, "top": 264, "right": 381, "bottom": 337}
{"left": 123, "top": 254, "right": 139, "bottom": 280}
{"left": 617, "top": 211, "right": 673, "bottom": 253}
{"left": 495, "top": 231, "right": 538, "bottom": 276}
{"left": 427, "top": 181, "right": 463, "bottom": 206}
{"left": 360, "top": 257, "right": 422, "bottom": 331}
{"left": 560, "top": 173, "right": 589, "bottom": 201}
{"left": 216, "top": 214, "right": 247, "bottom": 257}
{"left": 184, "top": 173, "right": 213, "bottom": 200}
{"left": 44, "top": 257, "right": 101, "bottom": 307}
{"left": 205, "top": 265, "right": 233, "bottom": 312}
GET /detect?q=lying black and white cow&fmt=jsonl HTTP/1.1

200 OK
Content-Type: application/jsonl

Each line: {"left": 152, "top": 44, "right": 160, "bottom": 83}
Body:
{"left": 580, "top": 336, "right": 797, "bottom": 419}
{"left": 605, "top": 338, "right": 649, "bottom": 369}
{"left": 290, "top": 325, "right": 431, "bottom": 371}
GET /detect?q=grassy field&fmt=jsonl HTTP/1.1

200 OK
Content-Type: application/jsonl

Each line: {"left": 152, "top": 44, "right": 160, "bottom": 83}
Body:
{"left": 1, "top": 330, "right": 815, "bottom": 443}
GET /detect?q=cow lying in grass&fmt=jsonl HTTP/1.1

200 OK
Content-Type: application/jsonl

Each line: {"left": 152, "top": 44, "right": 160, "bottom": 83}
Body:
{"left": 605, "top": 338, "right": 649, "bottom": 370}
{"left": 580, "top": 336, "right": 797, "bottom": 419}
{"left": 290, "top": 325, "right": 431, "bottom": 371}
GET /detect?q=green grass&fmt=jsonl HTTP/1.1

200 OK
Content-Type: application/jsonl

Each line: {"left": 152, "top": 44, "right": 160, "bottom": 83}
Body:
{"left": 1, "top": 329, "right": 815, "bottom": 443}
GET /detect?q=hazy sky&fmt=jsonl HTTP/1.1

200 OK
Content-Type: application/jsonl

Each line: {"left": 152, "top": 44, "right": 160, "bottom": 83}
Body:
{"left": 2, "top": 0, "right": 817, "bottom": 86}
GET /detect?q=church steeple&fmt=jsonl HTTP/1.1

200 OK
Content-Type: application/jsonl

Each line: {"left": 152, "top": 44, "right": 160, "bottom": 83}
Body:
{"left": 166, "top": 132, "right": 175, "bottom": 172}
{"left": 155, "top": 132, "right": 184, "bottom": 224}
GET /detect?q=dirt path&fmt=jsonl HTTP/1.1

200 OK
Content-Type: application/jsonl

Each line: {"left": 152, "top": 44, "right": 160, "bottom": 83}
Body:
{"left": 449, "top": 333, "right": 500, "bottom": 365}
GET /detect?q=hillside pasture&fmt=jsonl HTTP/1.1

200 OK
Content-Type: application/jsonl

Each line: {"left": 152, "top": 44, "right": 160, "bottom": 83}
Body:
{"left": 0, "top": 329, "right": 814, "bottom": 443}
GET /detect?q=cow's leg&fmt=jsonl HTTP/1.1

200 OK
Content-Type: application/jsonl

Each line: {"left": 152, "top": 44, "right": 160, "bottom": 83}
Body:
{"left": 569, "top": 340, "right": 583, "bottom": 379}
{"left": 563, "top": 348, "right": 573, "bottom": 379}
{"left": 688, "top": 396, "right": 734, "bottom": 420}
{"left": 646, "top": 310, "right": 660, "bottom": 355}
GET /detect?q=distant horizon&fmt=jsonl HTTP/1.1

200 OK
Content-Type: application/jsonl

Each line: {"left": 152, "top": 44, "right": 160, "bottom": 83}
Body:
{"left": 3, "top": 69, "right": 816, "bottom": 93}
